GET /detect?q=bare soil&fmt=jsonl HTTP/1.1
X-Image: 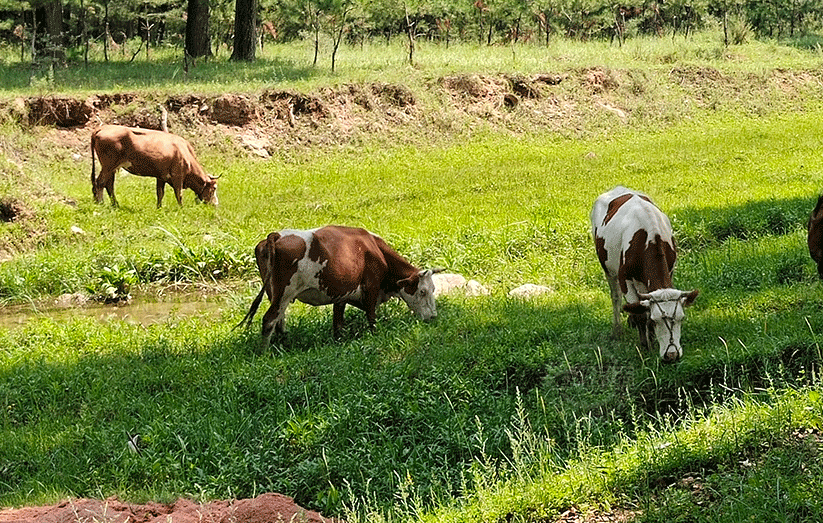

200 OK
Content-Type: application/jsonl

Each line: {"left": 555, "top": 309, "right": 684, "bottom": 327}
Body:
{"left": 0, "top": 493, "right": 337, "bottom": 523}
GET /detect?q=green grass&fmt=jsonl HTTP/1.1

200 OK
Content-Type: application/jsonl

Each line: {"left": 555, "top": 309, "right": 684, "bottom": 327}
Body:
{"left": 3, "top": 27, "right": 823, "bottom": 96}
{"left": 3, "top": 31, "right": 823, "bottom": 522}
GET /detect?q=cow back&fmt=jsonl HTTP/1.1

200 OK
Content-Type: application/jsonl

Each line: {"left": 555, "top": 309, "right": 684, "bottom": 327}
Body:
{"left": 592, "top": 186, "right": 676, "bottom": 292}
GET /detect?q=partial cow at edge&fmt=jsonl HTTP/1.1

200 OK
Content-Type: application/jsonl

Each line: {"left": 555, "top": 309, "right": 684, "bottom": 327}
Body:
{"left": 808, "top": 194, "right": 823, "bottom": 279}
{"left": 591, "top": 186, "right": 699, "bottom": 362}
{"left": 238, "top": 225, "right": 442, "bottom": 345}
{"left": 90, "top": 124, "right": 219, "bottom": 208}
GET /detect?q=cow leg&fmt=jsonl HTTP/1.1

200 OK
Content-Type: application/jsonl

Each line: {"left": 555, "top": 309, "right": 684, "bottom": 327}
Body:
{"left": 156, "top": 179, "right": 165, "bottom": 208}
{"left": 606, "top": 275, "right": 623, "bottom": 338}
{"left": 363, "top": 292, "right": 381, "bottom": 332}
{"left": 95, "top": 167, "right": 118, "bottom": 207}
{"left": 628, "top": 312, "right": 651, "bottom": 350}
{"left": 332, "top": 303, "right": 346, "bottom": 339}
{"left": 104, "top": 171, "right": 118, "bottom": 207}
{"left": 260, "top": 302, "right": 288, "bottom": 348}
{"left": 173, "top": 179, "right": 184, "bottom": 207}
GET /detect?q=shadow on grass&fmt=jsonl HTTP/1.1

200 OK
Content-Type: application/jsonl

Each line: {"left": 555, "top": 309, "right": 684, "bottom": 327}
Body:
{"left": 1, "top": 289, "right": 821, "bottom": 512}
{"left": 671, "top": 195, "right": 815, "bottom": 250}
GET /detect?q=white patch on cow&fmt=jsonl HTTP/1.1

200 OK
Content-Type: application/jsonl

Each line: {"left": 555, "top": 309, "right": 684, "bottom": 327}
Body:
{"left": 275, "top": 227, "right": 366, "bottom": 309}
{"left": 398, "top": 270, "right": 438, "bottom": 320}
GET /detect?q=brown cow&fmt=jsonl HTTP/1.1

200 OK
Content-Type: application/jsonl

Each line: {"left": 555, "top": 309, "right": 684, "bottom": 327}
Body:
{"left": 808, "top": 194, "right": 823, "bottom": 278}
{"left": 90, "top": 125, "right": 218, "bottom": 208}
{"left": 591, "top": 186, "right": 699, "bottom": 361}
{"left": 238, "top": 225, "right": 442, "bottom": 344}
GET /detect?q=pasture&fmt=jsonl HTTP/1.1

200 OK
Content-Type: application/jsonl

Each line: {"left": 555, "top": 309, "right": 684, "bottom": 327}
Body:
{"left": 2, "top": 33, "right": 823, "bottom": 522}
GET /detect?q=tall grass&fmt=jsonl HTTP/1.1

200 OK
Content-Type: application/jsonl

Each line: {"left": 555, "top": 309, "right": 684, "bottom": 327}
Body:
{"left": 2, "top": 27, "right": 823, "bottom": 96}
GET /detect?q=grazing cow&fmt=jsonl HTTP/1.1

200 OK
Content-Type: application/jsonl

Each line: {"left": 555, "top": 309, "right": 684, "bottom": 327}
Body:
{"left": 238, "top": 225, "right": 442, "bottom": 344}
{"left": 591, "top": 186, "right": 699, "bottom": 361}
{"left": 808, "top": 194, "right": 823, "bottom": 279}
{"left": 91, "top": 125, "right": 218, "bottom": 208}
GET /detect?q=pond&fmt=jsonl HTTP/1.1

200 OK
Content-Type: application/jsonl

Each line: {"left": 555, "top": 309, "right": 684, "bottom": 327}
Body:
{"left": 0, "top": 292, "right": 228, "bottom": 330}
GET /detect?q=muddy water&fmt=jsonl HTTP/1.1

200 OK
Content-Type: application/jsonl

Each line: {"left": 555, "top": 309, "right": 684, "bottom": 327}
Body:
{"left": 0, "top": 295, "right": 228, "bottom": 330}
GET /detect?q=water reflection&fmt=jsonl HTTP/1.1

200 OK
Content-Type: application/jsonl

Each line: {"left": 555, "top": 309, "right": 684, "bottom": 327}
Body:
{"left": 0, "top": 295, "right": 226, "bottom": 330}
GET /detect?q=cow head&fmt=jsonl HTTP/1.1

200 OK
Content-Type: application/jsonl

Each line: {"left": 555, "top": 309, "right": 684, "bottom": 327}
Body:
{"left": 396, "top": 268, "right": 443, "bottom": 321}
{"left": 808, "top": 194, "right": 823, "bottom": 278}
{"left": 623, "top": 288, "right": 699, "bottom": 362}
{"left": 198, "top": 176, "right": 219, "bottom": 206}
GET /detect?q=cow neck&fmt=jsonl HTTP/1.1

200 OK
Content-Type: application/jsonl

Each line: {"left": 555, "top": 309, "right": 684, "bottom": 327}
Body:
{"left": 184, "top": 170, "right": 208, "bottom": 197}
{"left": 377, "top": 239, "right": 418, "bottom": 286}
{"left": 641, "top": 238, "right": 674, "bottom": 290}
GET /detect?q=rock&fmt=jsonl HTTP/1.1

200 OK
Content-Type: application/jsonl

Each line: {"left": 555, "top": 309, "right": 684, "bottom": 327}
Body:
{"left": 54, "top": 293, "right": 89, "bottom": 308}
{"left": 508, "top": 284, "right": 553, "bottom": 298}
{"left": 432, "top": 273, "right": 467, "bottom": 296}
{"left": 465, "top": 279, "right": 490, "bottom": 296}
{"left": 432, "top": 273, "right": 490, "bottom": 298}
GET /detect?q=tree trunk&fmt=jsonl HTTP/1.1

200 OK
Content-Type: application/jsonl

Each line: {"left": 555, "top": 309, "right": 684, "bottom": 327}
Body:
{"left": 103, "top": 1, "right": 109, "bottom": 61}
{"left": 404, "top": 4, "right": 414, "bottom": 66}
{"left": 231, "top": 0, "right": 258, "bottom": 61}
{"left": 186, "top": 0, "right": 211, "bottom": 59}
{"left": 81, "top": 0, "right": 87, "bottom": 65}
{"left": 37, "top": 0, "right": 65, "bottom": 62}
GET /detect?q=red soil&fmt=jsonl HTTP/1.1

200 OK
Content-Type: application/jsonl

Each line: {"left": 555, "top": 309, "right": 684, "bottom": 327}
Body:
{"left": 0, "top": 492, "right": 338, "bottom": 523}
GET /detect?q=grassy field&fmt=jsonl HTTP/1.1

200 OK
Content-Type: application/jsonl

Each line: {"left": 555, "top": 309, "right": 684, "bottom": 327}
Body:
{"left": 2, "top": 31, "right": 823, "bottom": 522}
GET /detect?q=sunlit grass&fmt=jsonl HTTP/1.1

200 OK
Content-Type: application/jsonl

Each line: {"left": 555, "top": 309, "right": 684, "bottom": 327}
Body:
{"left": 2, "top": 27, "right": 823, "bottom": 96}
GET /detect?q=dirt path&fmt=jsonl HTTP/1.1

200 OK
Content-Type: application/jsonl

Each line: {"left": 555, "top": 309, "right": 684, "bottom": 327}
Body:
{"left": 0, "top": 493, "right": 337, "bottom": 523}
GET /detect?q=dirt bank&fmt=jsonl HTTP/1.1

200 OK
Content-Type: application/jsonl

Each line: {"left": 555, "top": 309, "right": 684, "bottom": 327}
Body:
{"left": 0, "top": 493, "right": 337, "bottom": 523}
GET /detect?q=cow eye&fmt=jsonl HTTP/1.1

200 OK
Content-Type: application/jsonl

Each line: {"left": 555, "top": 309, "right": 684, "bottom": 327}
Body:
{"left": 420, "top": 289, "right": 427, "bottom": 297}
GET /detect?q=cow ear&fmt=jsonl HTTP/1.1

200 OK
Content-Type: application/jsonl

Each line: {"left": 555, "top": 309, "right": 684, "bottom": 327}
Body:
{"left": 681, "top": 289, "right": 699, "bottom": 307}
{"left": 418, "top": 268, "right": 443, "bottom": 278}
{"left": 396, "top": 274, "right": 417, "bottom": 288}
{"left": 623, "top": 301, "right": 649, "bottom": 314}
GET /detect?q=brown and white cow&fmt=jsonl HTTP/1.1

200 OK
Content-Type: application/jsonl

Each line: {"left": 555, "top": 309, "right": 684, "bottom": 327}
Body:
{"left": 238, "top": 225, "right": 442, "bottom": 344}
{"left": 591, "top": 186, "right": 699, "bottom": 361}
{"left": 91, "top": 125, "right": 218, "bottom": 208}
{"left": 808, "top": 194, "right": 823, "bottom": 279}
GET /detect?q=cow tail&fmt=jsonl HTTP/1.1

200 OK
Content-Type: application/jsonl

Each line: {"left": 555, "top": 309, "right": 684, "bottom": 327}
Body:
{"left": 235, "top": 231, "right": 282, "bottom": 331}
{"left": 90, "top": 131, "right": 97, "bottom": 187}
{"left": 235, "top": 285, "right": 267, "bottom": 330}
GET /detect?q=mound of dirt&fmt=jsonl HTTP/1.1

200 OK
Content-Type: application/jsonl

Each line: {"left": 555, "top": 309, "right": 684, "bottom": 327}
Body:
{"left": 0, "top": 493, "right": 338, "bottom": 523}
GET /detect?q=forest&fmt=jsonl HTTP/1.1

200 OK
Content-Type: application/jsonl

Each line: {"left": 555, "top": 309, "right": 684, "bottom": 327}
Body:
{"left": 2, "top": 0, "right": 823, "bottom": 69}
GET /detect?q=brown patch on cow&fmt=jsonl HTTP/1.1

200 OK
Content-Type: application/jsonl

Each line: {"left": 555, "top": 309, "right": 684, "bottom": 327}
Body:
{"left": 619, "top": 229, "right": 675, "bottom": 293}
{"left": 603, "top": 193, "right": 633, "bottom": 226}
{"left": 594, "top": 235, "right": 609, "bottom": 273}
{"left": 308, "top": 226, "right": 374, "bottom": 299}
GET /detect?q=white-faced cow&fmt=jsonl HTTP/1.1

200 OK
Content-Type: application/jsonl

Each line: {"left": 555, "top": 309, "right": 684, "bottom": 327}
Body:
{"left": 591, "top": 186, "right": 699, "bottom": 361}
{"left": 91, "top": 125, "right": 218, "bottom": 208}
{"left": 238, "top": 225, "right": 442, "bottom": 344}
{"left": 808, "top": 194, "right": 823, "bottom": 279}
